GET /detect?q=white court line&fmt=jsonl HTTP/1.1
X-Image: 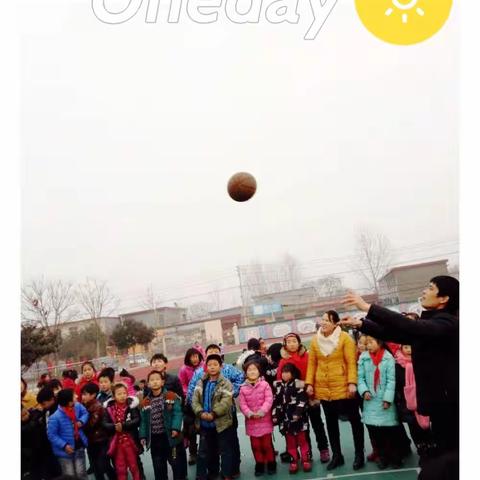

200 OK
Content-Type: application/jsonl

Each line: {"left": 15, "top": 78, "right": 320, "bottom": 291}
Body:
{"left": 307, "top": 467, "right": 420, "bottom": 479}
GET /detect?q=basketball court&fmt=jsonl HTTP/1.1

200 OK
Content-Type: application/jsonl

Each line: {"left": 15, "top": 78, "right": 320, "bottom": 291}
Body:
{"left": 131, "top": 419, "right": 420, "bottom": 480}
{"left": 127, "top": 352, "right": 420, "bottom": 480}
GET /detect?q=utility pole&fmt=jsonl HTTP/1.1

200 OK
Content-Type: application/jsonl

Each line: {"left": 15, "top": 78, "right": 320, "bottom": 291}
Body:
{"left": 236, "top": 266, "right": 248, "bottom": 326}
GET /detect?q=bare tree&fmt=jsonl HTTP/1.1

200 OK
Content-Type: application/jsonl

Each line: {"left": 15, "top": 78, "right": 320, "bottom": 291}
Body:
{"left": 22, "top": 278, "right": 79, "bottom": 330}
{"left": 240, "top": 254, "right": 304, "bottom": 305}
{"left": 209, "top": 284, "right": 222, "bottom": 313}
{"left": 139, "top": 284, "right": 162, "bottom": 311}
{"left": 303, "top": 275, "right": 346, "bottom": 298}
{"left": 282, "top": 253, "right": 302, "bottom": 291}
{"left": 188, "top": 301, "right": 213, "bottom": 320}
{"left": 353, "top": 228, "right": 393, "bottom": 295}
{"left": 76, "top": 278, "right": 119, "bottom": 358}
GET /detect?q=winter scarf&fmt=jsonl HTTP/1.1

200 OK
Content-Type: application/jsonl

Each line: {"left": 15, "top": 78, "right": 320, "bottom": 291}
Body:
{"left": 63, "top": 405, "right": 79, "bottom": 440}
{"left": 316, "top": 325, "right": 341, "bottom": 356}
{"left": 369, "top": 348, "right": 385, "bottom": 392}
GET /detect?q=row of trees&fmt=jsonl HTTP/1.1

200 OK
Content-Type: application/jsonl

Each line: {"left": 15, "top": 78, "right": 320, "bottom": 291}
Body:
{"left": 21, "top": 277, "right": 118, "bottom": 358}
{"left": 21, "top": 318, "right": 155, "bottom": 372}
{"left": 239, "top": 228, "right": 393, "bottom": 304}
{"left": 21, "top": 228, "right": 393, "bottom": 371}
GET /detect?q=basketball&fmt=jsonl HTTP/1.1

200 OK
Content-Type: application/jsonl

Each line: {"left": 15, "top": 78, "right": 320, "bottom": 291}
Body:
{"left": 227, "top": 172, "right": 257, "bottom": 202}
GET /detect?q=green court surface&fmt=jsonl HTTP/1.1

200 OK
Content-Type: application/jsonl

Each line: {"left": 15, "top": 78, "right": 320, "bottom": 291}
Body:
{"left": 98, "top": 417, "right": 419, "bottom": 480}
{"left": 118, "top": 352, "right": 420, "bottom": 479}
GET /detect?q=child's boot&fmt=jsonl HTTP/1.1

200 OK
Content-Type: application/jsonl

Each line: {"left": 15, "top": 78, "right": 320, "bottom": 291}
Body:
{"left": 302, "top": 460, "right": 312, "bottom": 472}
{"left": 267, "top": 461, "right": 277, "bottom": 475}
{"left": 367, "top": 447, "right": 379, "bottom": 462}
{"left": 280, "top": 451, "right": 293, "bottom": 463}
{"left": 320, "top": 449, "right": 330, "bottom": 463}
{"left": 288, "top": 461, "right": 299, "bottom": 474}
{"left": 254, "top": 463, "right": 265, "bottom": 477}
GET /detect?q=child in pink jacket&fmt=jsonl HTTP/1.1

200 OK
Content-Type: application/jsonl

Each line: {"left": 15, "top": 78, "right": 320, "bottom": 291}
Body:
{"left": 239, "top": 360, "right": 276, "bottom": 476}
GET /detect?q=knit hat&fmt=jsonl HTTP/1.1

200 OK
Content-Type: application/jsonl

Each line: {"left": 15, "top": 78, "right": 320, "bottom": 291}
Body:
{"left": 283, "top": 332, "right": 301, "bottom": 345}
{"left": 206, "top": 354, "right": 223, "bottom": 365}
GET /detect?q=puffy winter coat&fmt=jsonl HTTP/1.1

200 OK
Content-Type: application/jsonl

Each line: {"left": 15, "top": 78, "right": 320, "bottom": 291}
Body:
{"left": 102, "top": 396, "right": 143, "bottom": 453}
{"left": 236, "top": 350, "right": 269, "bottom": 377}
{"left": 22, "top": 391, "right": 38, "bottom": 410}
{"left": 238, "top": 379, "right": 273, "bottom": 437}
{"left": 83, "top": 399, "right": 109, "bottom": 444}
{"left": 140, "top": 389, "right": 183, "bottom": 449}
{"left": 179, "top": 363, "right": 202, "bottom": 396}
{"left": 62, "top": 378, "right": 76, "bottom": 390}
{"left": 47, "top": 403, "right": 89, "bottom": 458}
{"left": 357, "top": 350, "right": 398, "bottom": 427}
{"left": 187, "top": 363, "right": 244, "bottom": 404}
{"left": 305, "top": 331, "right": 357, "bottom": 401}
{"left": 75, "top": 375, "right": 99, "bottom": 398}
{"left": 272, "top": 379, "right": 309, "bottom": 436}
{"left": 277, "top": 345, "right": 309, "bottom": 381}
{"left": 191, "top": 374, "right": 233, "bottom": 433}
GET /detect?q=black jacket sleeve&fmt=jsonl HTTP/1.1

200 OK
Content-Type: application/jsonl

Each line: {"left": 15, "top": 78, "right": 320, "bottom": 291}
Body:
{"left": 367, "top": 304, "right": 458, "bottom": 339}
{"left": 168, "top": 375, "right": 185, "bottom": 403}
{"left": 102, "top": 408, "right": 115, "bottom": 433}
{"left": 359, "top": 318, "right": 411, "bottom": 344}
{"left": 123, "top": 407, "right": 140, "bottom": 432}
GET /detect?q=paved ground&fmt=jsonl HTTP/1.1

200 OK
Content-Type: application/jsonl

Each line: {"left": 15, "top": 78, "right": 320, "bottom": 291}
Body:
{"left": 89, "top": 417, "right": 420, "bottom": 480}
{"left": 108, "top": 351, "right": 420, "bottom": 480}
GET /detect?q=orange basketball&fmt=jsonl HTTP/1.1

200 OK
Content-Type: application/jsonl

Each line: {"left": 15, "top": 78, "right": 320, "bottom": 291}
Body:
{"left": 227, "top": 172, "right": 257, "bottom": 202}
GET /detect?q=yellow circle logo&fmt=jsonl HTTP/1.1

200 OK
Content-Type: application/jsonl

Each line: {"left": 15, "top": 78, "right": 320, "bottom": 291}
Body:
{"left": 355, "top": 0, "right": 453, "bottom": 45}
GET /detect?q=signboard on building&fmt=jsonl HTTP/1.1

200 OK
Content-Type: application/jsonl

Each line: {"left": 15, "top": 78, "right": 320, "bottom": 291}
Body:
{"left": 252, "top": 304, "right": 283, "bottom": 315}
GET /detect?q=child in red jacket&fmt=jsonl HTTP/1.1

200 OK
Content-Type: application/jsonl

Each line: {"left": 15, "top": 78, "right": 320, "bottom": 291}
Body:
{"left": 75, "top": 362, "right": 99, "bottom": 398}
{"left": 103, "top": 383, "right": 142, "bottom": 480}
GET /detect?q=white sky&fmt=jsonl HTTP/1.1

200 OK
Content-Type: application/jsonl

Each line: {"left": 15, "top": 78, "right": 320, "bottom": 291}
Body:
{"left": 20, "top": 0, "right": 459, "bottom": 312}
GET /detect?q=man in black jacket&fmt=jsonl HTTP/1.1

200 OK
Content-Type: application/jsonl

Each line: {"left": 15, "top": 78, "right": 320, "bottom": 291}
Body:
{"left": 340, "top": 276, "right": 459, "bottom": 477}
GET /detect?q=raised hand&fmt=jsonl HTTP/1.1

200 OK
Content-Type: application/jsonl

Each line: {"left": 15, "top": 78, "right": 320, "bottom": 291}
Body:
{"left": 342, "top": 291, "right": 371, "bottom": 312}
{"left": 339, "top": 316, "right": 363, "bottom": 328}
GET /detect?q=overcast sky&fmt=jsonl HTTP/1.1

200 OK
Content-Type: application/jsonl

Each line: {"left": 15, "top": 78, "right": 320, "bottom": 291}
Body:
{"left": 20, "top": 0, "right": 459, "bottom": 312}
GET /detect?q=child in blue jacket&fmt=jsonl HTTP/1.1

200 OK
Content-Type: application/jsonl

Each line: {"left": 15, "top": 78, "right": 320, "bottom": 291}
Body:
{"left": 358, "top": 337, "right": 402, "bottom": 470}
{"left": 47, "top": 388, "right": 89, "bottom": 479}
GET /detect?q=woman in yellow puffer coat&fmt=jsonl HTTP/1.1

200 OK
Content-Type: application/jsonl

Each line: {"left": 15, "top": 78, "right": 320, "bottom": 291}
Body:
{"left": 305, "top": 310, "right": 365, "bottom": 472}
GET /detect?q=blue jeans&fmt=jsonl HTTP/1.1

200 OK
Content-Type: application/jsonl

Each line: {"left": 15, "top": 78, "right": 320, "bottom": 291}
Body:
{"left": 196, "top": 427, "right": 235, "bottom": 480}
{"left": 58, "top": 448, "right": 87, "bottom": 479}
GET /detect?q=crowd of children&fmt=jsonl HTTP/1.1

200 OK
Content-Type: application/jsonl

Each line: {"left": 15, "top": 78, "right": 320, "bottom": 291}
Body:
{"left": 21, "top": 316, "right": 438, "bottom": 480}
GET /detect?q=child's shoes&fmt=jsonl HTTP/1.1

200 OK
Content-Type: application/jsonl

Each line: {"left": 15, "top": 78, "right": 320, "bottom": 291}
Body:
{"left": 267, "top": 461, "right": 277, "bottom": 475}
{"left": 302, "top": 461, "right": 312, "bottom": 472}
{"left": 254, "top": 463, "right": 265, "bottom": 477}
{"left": 288, "top": 461, "right": 299, "bottom": 474}
{"left": 320, "top": 449, "right": 330, "bottom": 463}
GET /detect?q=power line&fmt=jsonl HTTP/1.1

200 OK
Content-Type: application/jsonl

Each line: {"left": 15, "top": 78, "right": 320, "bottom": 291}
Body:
{"left": 115, "top": 250, "right": 458, "bottom": 312}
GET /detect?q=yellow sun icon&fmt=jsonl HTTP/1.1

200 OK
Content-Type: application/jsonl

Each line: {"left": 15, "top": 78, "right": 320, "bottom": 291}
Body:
{"left": 355, "top": 0, "right": 453, "bottom": 45}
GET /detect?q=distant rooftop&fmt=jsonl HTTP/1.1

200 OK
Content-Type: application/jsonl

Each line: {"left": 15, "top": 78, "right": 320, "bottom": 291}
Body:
{"left": 380, "top": 259, "right": 448, "bottom": 281}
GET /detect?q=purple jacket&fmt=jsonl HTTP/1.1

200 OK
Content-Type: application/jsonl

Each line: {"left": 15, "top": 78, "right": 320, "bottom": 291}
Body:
{"left": 239, "top": 379, "right": 273, "bottom": 437}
